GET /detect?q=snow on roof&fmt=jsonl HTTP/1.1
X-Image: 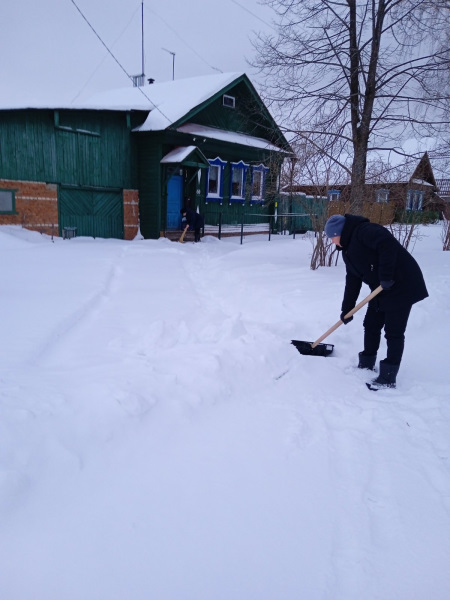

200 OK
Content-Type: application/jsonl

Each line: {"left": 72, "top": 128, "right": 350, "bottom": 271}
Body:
{"left": 0, "top": 72, "right": 244, "bottom": 128}
{"left": 411, "top": 178, "right": 434, "bottom": 187}
{"left": 160, "top": 146, "right": 201, "bottom": 164}
{"left": 0, "top": 95, "right": 78, "bottom": 110}
{"left": 175, "top": 123, "right": 286, "bottom": 153}
{"left": 128, "top": 72, "right": 243, "bottom": 131}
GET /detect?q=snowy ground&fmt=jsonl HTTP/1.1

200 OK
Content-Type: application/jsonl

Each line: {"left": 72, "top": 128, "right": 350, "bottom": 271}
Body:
{"left": 1, "top": 224, "right": 449, "bottom": 600}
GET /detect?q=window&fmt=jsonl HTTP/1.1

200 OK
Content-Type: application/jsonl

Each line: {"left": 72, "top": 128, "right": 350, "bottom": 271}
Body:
{"left": 209, "top": 165, "right": 220, "bottom": 195}
{"left": 406, "top": 189, "right": 424, "bottom": 210}
{"left": 328, "top": 189, "right": 341, "bottom": 202}
{"left": 252, "top": 170, "right": 263, "bottom": 198}
{"left": 376, "top": 188, "right": 390, "bottom": 203}
{"left": 206, "top": 157, "right": 227, "bottom": 200}
{"left": 223, "top": 94, "right": 236, "bottom": 109}
{"left": 0, "top": 189, "right": 16, "bottom": 214}
{"left": 251, "top": 164, "right": 269, "bottom": 202}
{"left": 54, "top": 110, "right": 100, "bottom": 137}
{"left": 230, "top": 161, "right": 249, "bottom": 200}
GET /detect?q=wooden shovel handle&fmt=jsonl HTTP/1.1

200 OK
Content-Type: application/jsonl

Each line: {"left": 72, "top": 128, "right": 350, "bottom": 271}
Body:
{"left": 179, "top": 225, "right": 189, "bottom": 243}
{"left": 311, "top": 285, "right": 383, "bottom": 348}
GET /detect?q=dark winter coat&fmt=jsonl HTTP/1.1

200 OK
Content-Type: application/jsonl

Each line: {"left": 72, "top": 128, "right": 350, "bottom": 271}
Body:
{"left": 339, "top": 214, "right": 428, "bottom": 313}
{"left": 184, "top": 208, "right": 204, "bottom": 230}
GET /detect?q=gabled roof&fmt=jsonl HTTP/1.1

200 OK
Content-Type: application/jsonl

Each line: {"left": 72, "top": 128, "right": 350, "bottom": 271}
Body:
{"left": 0, "top": 72, "right": 291, "bottom": 153}
{"left": 283, "top": 153, "right": 439, "bottom": 191}
{"left": 86, "top": 72, "right": 244, "bottom": 130}
{"left": 127, "top": 72, "right": 291, "bottom": 153}
{"left": 410, "top": 152, "right": 437, "bottom": 188}
{"left": 0, "top": 72, "right": 240, "bottom": 114}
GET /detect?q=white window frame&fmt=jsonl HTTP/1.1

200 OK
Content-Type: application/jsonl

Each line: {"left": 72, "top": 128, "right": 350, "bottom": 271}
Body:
{"left": 376, "top": 188, "right": 390, "bottom": 203}
{"left": 230, "top": 161, "right": 249, "bottom": 201}
{"left": 206, "top": 157, "right": 227, "bottom": 201}
{"left": 0, "top": 189, "right": 16, "bottom": 214}
{"left": 223, "top": 94, "right": 236, "bottom": 109}
{"left": 406, "top": 189, "right": 424, "bottom": 211}
{"left": 251, "top": 164, "right": 269, "bottom": 203}
{"left": 328, "top": 189, "right": 341, "bottom": 202}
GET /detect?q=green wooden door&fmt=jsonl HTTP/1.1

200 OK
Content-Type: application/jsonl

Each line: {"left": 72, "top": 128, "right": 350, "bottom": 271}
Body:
{"left": 59, "top": 188, "right": 124, "bottom": 239}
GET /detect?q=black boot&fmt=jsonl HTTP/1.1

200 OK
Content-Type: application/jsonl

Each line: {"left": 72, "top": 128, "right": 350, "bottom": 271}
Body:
{"left": 358, "top": 352, "right": 376, "bottom": 370}
{"left": 366, "top": 360, "right": 399, "bottom": 391}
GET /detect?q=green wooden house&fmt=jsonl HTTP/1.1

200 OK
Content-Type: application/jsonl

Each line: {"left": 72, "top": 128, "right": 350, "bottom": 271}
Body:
{"left": 0, "top": 72, "right": 291, "bottom": 240}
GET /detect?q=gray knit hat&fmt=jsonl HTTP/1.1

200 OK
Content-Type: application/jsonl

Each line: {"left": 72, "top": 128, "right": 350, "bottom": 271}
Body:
{"left": 324, "top": 215, "right": 346, "bottom": 238}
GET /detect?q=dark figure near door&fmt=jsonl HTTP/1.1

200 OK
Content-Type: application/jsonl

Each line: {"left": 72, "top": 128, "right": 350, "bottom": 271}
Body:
{"left": 180, "top": 207, "right": 204, "bottom": 242}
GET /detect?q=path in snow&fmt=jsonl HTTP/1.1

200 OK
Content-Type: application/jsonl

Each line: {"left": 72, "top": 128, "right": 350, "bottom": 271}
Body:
{"left": 1, "top": 228, "right": 450, "bottom": 599}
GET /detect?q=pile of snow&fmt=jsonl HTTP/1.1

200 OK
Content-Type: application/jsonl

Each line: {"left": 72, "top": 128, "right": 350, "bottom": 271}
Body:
{"left": 1, "top": 224, "right": 449, "bottom": 599}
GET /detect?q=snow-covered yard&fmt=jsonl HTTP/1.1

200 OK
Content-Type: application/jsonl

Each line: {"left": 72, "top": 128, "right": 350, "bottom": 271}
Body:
{"left": 1, "top": 224, "right": 449, "bottom": 599}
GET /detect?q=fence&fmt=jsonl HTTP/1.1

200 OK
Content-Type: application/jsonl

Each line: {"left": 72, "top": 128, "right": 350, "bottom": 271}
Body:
{"left": 203, "top": 211, "right": 316, "bottom": 244}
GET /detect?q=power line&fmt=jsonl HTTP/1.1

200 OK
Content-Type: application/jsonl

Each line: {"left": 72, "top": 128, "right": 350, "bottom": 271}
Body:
{"left": 69, "top": 0, "right": 170, "bottom": 123}
{"left": 70, "top": 0, "right": 134, "bottom": 86}
{"left": 228, "top": 0, "right": 275, "bottom": 29}
{"left": 145, "top": 5, "right": 223, "bottom": 74}
{"left": 71, "top": 4, "right": 141, "bottom": 103}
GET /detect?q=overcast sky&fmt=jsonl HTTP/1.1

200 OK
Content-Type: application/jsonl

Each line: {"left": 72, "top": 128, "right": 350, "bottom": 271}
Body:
{"left": 1, "top": 0, "right": 275, "bottom": 105}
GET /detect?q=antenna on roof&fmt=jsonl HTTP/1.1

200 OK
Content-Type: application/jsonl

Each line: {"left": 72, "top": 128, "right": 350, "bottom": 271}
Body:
{"left": 162, "top": 47, "right": 176, "bottom": 80}
{"left": 132, "top": 1, "right": 145, "bottom": 87}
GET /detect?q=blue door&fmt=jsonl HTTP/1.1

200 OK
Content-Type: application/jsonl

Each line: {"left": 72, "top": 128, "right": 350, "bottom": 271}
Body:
{"left": 166, "top": 175, "right": 183, "bottom": 230}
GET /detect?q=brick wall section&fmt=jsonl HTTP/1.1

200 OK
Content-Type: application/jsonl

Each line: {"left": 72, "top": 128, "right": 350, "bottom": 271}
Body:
{"left": 0, "top": 179, "right": 58, "bottom": 236}
{"left": 123, "top": 189, "right": 140, "bottom": 240}
{"left": 1, "top": 180, "right": 140, "bottom": 240}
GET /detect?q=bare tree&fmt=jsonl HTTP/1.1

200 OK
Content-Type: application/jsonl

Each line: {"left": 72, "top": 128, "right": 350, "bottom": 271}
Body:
{"left": 443, "top": 206, "right": 450, "bottom": 251}
{"left": 252, "top": 0, "right": 450, "bottom": 214}
{"left": 281, "top": 137, "right": 345, "bottom": 268}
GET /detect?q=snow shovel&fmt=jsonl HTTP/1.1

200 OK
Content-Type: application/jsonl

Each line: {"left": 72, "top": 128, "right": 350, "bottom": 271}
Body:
{"left": 179, "top": 225, "right": 189, "bottom": 243}
{"left": 292, "top": 285, "right": 383, "bottom": 357}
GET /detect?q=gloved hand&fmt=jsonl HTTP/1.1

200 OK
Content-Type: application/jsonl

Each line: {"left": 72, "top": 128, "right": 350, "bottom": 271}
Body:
{"left": 340, "top": 311, "right": 353, "bottom": 325}
{"left": 380, "top": 280, "right": 395, "bottom": 290}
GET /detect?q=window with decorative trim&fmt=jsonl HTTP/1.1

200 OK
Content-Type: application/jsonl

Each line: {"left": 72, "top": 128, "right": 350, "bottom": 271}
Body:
{"left": 0, "top": 189, "right": 16, "bottom": 214}
{"left": 206, "top": 157, "right": 227, "bottom": 201}
{"left": 251, "top": 164, "right": 269, "bottom": 202}
{"left": 328, "top": 189, "right": 341, "bottom": 202}
{"left": 406, "top": 189, "right": 424, "bottom": 210}
{"left": 376, "top": 188, "right": 390, "bottom": 203}
{"left": 230, "top": 161, "right": 249, "bottom": 201}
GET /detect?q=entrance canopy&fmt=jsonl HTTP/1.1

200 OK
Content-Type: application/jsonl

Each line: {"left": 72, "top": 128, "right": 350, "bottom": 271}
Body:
{"left": 160, "top": 145, "right": 210, "bottom": 170}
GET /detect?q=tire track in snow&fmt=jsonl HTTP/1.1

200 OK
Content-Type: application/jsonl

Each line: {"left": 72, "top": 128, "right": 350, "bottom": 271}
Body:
{"left": 28, "top": 246, "right": 129, "bottom": 367}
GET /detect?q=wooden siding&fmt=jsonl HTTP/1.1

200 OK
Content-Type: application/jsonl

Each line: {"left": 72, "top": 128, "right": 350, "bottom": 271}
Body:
{"left": 0, "top": 109, "right": 143, "bottom": 189}
{"left": 192, "top": 151, "right": 279, "bottom": 228}
{"left": 137, "top": 134, "right": 163, "bottom": 239}
{"left": 187, "top": 81, "right": 283, "bottom": 146}
{"left": 59, "top": 187, "right": 124, "bottom": 239}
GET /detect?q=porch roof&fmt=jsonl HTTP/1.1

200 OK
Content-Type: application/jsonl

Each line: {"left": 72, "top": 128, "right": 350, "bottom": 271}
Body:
{"left": 160, "top": 145, "right": 209, "bottom": 169}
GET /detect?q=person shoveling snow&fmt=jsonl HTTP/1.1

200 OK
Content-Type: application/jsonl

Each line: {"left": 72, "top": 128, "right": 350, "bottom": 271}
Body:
{"left": 324, "top": 213, "right": 428, "bottom": 391}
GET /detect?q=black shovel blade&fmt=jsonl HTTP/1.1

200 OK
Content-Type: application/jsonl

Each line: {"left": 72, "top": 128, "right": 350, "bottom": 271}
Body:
{"left": 291, "top": 340, "right": 334, "bottom": 357}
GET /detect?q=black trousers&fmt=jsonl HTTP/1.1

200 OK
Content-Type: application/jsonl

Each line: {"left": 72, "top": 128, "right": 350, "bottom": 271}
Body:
{"left": 363, "top": 302, "right": 412, "bottom": 365}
